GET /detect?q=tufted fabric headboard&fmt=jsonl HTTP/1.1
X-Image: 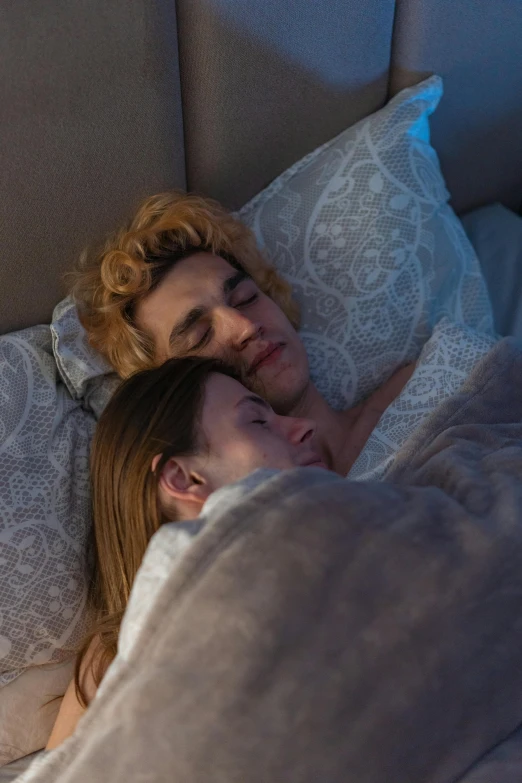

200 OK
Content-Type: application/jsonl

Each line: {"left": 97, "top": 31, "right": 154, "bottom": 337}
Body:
{"left": 1, "top": 0, "right": 521, "bottom": 334}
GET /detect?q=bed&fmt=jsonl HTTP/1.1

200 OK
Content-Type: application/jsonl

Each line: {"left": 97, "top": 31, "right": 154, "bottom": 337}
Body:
{"left": 2, "top": 1, "right": 522, "bottom": 779}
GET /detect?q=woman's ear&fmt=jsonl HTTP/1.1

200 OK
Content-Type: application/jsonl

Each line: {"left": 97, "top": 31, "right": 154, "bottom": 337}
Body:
{"left": 152, "top": 454, "right": 210, "bottom": 512}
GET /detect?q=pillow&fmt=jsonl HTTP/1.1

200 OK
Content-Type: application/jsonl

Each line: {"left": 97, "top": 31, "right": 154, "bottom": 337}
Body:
{"left": 238, "top": 75, "right": 494, "bottom": 408}
{"left": 348, "top": 319, "right": 497, "bottom": 481}
{"left": 0, "top": 326, "right": 95, "bottom": 687}
{"left": 51, "top": 298, "right": 120, "bottom": 420}
{"left": 461, "top": 203, "right": 522, "bottom": 340}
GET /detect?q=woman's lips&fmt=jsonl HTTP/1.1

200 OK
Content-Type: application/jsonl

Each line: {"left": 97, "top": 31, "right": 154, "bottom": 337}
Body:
{"left": 301, "top": 457, "right": 328, "bottom": 470}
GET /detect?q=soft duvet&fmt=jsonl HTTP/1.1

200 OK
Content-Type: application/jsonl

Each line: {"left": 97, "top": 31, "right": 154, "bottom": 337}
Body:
{"left": 17, "top": 336, "right": 522, "bottom": 783}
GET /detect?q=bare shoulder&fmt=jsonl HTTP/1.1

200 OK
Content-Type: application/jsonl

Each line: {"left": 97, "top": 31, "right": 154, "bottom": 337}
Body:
{"left": 365, "top": 362, "right": 416, "bottom": 415}
{"left": 338, "top": 363, "right": 416, "bottom": 474}
{"left": 45, "top": 635, "right": 104, "bottom": 750}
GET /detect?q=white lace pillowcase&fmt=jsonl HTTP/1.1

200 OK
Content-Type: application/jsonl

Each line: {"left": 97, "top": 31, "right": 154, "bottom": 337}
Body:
{"left": 238, "top": 75, "right": 494, "bottom": 409}
{"left": 0, "top": 327, "right": 95, "bottom": 687}
{"left": 348, "top": 319, "right": 497, "bottom": 482}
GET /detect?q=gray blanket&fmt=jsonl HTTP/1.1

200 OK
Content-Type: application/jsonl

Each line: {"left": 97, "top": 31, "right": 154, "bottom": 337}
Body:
{"left": 19, "top": 337, "right": 522, "bottom": 783}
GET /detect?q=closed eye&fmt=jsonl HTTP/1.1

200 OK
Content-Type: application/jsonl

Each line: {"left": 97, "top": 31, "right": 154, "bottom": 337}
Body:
{"left": 235, "top": 293, "right": 258, "bottom": 308}
{"left": 252, "top": 419, "right": 268, "bottom": 426}
{"left": 189, "top": 328, "right": 212, "bottom": 352}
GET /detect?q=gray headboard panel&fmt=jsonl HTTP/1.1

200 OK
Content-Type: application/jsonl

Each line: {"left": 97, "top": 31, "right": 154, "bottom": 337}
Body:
{"left": 390, "top": 0, "right": 522, "bottom": 215}
{"left": 177, "top": 0, "right": 396, "bottom": 210}
{"left": 0, "top": 0, "right": 186, "bottom": 335}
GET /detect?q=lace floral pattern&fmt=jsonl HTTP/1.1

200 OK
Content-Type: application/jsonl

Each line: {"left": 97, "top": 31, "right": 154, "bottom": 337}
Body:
{"left": 349, "top": 319, "right": 497, "bottom": 481}
{"left": 0, "top": 327, "right": 95, "bottom": 686}
{"left": 239, "top": 76, "right": 493, "bottom": 409}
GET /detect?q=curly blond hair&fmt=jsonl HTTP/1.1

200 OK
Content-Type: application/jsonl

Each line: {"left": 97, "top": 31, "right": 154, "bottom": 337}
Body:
{"left": 71, "top": 191, "right": 300, "bottom": 377}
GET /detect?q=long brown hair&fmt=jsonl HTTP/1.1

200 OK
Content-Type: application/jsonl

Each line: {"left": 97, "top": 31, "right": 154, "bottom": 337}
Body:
{"left": 70, "top": 191, "right": 300, "bottom": 377}
{"left": 75, "top": 356, "right": 238, "bottom": 706}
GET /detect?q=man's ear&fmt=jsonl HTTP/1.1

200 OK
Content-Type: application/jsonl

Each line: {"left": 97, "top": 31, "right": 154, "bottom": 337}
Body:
{"left": 152, "top": 454, "right": 210, "bottom": 506}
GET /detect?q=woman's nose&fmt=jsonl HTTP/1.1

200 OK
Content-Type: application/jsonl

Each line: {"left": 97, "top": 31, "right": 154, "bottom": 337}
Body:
{"left": 284, "top": 416, "right": 316, "bottom": 445}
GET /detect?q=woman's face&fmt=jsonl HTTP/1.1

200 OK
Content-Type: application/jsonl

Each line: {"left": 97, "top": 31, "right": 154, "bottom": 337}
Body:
{"left": 194, "top": 373, "right": 326, "bottom": 490}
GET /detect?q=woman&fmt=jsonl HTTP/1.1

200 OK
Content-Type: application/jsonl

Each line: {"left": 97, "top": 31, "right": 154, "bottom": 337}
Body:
{"left": 47, "top": 355, "right": 327, "bottom": 749}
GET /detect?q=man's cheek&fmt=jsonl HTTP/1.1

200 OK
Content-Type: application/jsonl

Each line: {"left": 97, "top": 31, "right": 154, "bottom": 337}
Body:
{"left": 241, "top": 372, "right": 270, "bottom": 401}
{"left": 217, "top": 343, "right": 247, "bottom": 373}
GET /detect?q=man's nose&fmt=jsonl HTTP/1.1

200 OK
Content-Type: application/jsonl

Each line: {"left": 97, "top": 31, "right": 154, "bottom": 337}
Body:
{"left": 218, "top": 306, "right": 261, "bottom": 350}
{"left": 283, "top": 416, "right": 316, "bottom": 446}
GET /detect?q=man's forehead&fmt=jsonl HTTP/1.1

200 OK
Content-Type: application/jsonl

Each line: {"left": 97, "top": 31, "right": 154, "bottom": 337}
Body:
{"left": 163, "top": 252, "right": 239, "bottom": 294}
{"left": 135, "top": 253, "right": 237, "bottom": 336}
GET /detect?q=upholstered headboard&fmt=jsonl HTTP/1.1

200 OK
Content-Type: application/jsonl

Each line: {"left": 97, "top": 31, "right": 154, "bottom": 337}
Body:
{"left": 1, "top": 0, "right": 186, "bottom": 334}
{"left": 2, "top": 0, "right": 521, "bottom": 334}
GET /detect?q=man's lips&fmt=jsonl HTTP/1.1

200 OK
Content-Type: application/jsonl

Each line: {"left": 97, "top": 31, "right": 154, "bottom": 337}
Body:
{"left": 247, "top": 343, "right": 285, "bottom": 375}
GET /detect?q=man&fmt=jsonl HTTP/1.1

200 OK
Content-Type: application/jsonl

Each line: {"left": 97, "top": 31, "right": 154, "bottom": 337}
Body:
{"left": 73, "top": 191, "right": 413, "bottom": 475}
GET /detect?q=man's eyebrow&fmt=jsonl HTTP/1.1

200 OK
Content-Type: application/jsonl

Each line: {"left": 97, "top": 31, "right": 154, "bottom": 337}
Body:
{"left": 168, "top": 270, "right": 251, "bottom": 346}
{"left": 235, "top": 394, "right": 271, "bottom": 412}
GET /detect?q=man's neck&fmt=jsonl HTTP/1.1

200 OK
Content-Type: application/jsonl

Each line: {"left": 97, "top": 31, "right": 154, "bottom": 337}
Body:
{"left": 290, "top": 364, "right": 415, "bottom": 476}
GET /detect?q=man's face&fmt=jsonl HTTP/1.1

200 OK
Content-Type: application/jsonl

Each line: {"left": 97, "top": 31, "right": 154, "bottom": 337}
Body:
{"left": 135, "top": 253, "right": 310, "bottom": 413}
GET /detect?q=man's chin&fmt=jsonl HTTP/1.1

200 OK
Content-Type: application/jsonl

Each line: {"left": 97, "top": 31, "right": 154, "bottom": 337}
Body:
{"left": 252, "top": 367, "right": 309, "bottom": 415}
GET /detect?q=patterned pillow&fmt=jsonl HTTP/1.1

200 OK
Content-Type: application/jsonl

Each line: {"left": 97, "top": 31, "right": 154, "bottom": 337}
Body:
{"left": 238, "top": 75, "right": 494, "bottom": 408}
{"left": 348, "top": 319, "right": 497, "bottom": 481}
{"left": 0, "top": 326, "right": 95, "bottom": 686}
{"left": 51, "top": 297, "right": 120, "bottom": 420}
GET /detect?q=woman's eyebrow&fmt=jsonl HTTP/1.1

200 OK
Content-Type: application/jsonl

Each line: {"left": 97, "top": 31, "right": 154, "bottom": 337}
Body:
{"left": 235, "top": 394, "right": 271, "bottom": 412}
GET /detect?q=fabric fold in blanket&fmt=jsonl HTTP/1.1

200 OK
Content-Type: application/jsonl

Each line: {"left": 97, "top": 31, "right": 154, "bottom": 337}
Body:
{"left": 18, "top": 337, "right": 522, "bottom": 783}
